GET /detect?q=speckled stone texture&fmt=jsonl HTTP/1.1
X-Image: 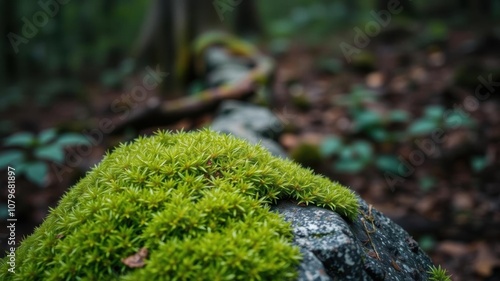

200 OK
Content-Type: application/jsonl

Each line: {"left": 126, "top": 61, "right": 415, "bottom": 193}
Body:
{"left": 272, "top": 199, "right": 433, "bottom": 281}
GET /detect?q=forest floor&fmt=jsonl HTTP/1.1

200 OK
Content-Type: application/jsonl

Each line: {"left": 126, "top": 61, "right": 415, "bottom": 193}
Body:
{"left": 1, "top": 26, "right": 500, "bottom": 281}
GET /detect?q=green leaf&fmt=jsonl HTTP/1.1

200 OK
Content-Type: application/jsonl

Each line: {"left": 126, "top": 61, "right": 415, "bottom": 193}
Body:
{"left": 119, "top": 58, "right": 135, "bottom": 76}
{"left": 408, "top": 119, "right": 438, "bottom": 135}
{"left": 354, "top": 110, "right": 382, "bottom": 131}
{"left": 0, "top": 150, "right": 25, "bottom": 168}
{"left": 4, "top": 132, "right": 35, "bottom": 147}
{"left": 39, "top": 128, "right": 58, "bottom": 144}
{"left": 375, "top": 155, "right": 400, "bottom": 174}
{"left": 471, "top": 156, "right": 487, "bottom": 172}
{"left": 369, "top": 128, "right": 388, "bottom": 142}
{"left": 339, "top": 146, "right": 354, "bottom": 160}
{"left": 424, "top": 106, "right": 444, "bottom": 120}
{"left": 334, "top": 158, "right": 366, "bottom": 173}
{"left": 389, "top": 110, "right": 410, "bottom": 123}
{"left": 418, "top": 235, "right": 436, "bottom": 252}
{"left": 54, "top": 134, "right": 91, "bottom": 147}
{"left": 35, "top": 144, "right": 65, "bottom": 163}
{"left": 444, "top": 110, "right": 475, "bottom": 129}
{"left": 333, "top": 85, "right": 376, "bottom": 108}
{"left": 351, "top": 140, "right": 373, "bottom": 162}
{"left": 320, "top": 136, "right": 343, "bottom": 156}
{"left": 23, "top": 161, "right": 48, "bottom": 187}
{"left": 419, "top": 176, "right": 436, "bottom": 192}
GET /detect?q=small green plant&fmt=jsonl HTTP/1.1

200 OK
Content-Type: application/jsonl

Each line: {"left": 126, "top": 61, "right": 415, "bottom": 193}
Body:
{"left": 408, "top": 105, "right": 474, "bottom": 136}
{"left": 0, "top": 129, "right": 358, "bottom": 280}
{"left": 427, "top": 265, "right": 452, "bottom": 281}
{"left": 334, "top": 85, "right": 410, "bottom": 143}
{"left": 471, "top": 155, "right": 488, "bottom": 172}
{"left": 419, "top": 175, "right": 437, "bottom": 192}
{"left": 0, "top": 129, "right": 89, "bottom": 186}
{"left": 320, "top": 134, "right": 405, "bottom": 174}
{"left": 320, "top": 135, "right": 373, "bottom": 173}
{"left": 322, "top": 85, "right": 413, "bottom": 175}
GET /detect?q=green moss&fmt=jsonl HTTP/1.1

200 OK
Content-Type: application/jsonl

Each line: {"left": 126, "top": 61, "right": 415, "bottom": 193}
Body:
{"left": 427, "top": 265, "right": 451, "bottom": 281}
{"left": 427, "top": 265, "right": 452, "bottom": 281}
{"left": 0, "top": 129, "right": 358, "bottom": 280}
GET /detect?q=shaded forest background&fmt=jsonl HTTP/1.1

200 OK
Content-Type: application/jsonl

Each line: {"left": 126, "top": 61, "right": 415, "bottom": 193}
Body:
{"left": 1, "top": 1, "right": 500, "bottom": 280}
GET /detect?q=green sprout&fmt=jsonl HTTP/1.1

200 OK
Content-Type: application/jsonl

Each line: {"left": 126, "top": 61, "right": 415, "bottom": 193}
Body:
{"left": 427, "top": 265, "right": 452, "bottom": 281}
{"left": 0, "top": 129, "right": 89, "bottom": 186}
{"left": 0, "top": 129, "right": 358, "bottom": 280}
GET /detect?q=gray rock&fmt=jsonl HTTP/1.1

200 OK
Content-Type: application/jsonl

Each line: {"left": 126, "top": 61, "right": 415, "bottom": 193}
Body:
{"left": 272, "top": 199, "right": 433, "bottom": 281}
{"left": 210, "top": 100, "right": 287, "bottom": 157}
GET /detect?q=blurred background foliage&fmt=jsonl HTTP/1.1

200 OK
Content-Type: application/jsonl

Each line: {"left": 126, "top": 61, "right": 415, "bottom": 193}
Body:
{"left": 1, "top": 0, "right": 150, "bottom": 104}
{"left": 2, "top": 0, "right": 500, "bottom": 103}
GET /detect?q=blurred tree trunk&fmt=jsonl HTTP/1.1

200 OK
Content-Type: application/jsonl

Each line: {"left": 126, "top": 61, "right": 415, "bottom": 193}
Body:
{"left": 134, "top": 0, "right": 261, "bottom": 98}
{"left": 135, "top": 0, "right": 224, "bottom": 97}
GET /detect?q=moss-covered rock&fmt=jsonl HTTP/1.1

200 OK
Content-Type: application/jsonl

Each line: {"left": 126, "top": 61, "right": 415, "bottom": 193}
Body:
{"left": 0, "top": 129, "right": 358, "bottom": 280}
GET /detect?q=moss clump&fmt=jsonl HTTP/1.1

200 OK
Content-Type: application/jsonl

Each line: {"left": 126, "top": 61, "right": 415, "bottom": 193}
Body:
{"left": 0, "top": 129, "right": 358, "bottom": 280}
{"left": 428, "top": 265, "right": 452, "bottom": 281}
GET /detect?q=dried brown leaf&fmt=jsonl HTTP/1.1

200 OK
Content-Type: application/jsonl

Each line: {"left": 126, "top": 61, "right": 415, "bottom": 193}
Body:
{"left": 122, "top": 247, "right": 148, "bottom": 268}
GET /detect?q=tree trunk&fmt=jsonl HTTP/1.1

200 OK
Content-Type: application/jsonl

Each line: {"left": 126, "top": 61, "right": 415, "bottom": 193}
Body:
{"left": 134, "top": 0, "right": 229, "bottom": 98}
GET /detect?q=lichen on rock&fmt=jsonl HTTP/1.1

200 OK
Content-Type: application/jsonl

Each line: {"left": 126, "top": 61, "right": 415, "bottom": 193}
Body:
{"left": 0, "top": 129, "right": 358, "bottom": 280}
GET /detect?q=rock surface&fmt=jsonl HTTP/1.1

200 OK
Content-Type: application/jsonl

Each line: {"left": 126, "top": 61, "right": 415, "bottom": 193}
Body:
{"left": 272, "top": 199, "right": 433, "bottom": 281}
